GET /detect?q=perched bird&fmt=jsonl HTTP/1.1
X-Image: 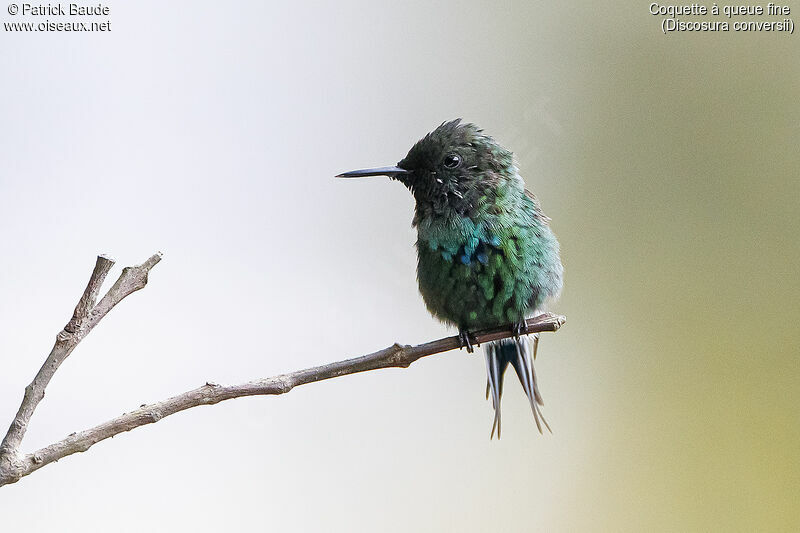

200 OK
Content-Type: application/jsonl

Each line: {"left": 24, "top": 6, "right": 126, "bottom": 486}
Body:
{"left": 338, "top": 119, "right": 563, "bottom": 437}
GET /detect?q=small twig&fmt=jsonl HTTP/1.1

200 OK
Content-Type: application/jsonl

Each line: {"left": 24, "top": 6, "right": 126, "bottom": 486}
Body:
{"left": 0, "top": 251, "right": 565, "bottom": 488}
{"left": 65, "top": 254, "right": 114, "bottom": 333}
{"left": 0, "top": 252, "right": 162, "bottom": 484}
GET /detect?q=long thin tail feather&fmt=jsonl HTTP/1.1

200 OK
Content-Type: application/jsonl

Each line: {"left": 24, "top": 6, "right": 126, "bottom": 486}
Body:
{"left": 483, "top": 334, "right": 550, "bottom": 438}
{"left": 483, "top": 344, "right": 503, "bottom": 438}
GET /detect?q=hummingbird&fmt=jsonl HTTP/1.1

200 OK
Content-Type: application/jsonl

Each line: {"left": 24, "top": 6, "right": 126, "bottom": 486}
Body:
{"left": 337, "top": 119, "right": 563, "bottom": 437}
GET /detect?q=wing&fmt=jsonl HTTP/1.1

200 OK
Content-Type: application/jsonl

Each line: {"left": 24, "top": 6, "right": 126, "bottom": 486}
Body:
{"left": 524, "top": 189, "right": 552, "bottom": 223}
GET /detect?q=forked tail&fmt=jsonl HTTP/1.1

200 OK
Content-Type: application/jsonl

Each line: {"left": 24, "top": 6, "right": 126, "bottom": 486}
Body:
{"left": 484, "top": 334, "right": 550, "bottom": 438}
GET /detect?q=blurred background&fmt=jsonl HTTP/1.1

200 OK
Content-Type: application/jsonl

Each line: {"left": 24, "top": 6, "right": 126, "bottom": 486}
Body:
{"left": 1, "top": 1, "right": 798, "bottom": 531}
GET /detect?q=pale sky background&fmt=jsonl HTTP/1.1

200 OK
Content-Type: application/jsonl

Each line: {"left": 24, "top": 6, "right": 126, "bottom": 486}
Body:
{"left": 1, "top": 1, "right": 798, "bottom": 531}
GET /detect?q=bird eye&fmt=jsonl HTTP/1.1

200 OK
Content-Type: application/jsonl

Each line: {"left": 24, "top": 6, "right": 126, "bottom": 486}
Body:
{"left": 443, "top": 154, "right": 461, "bottom": 169}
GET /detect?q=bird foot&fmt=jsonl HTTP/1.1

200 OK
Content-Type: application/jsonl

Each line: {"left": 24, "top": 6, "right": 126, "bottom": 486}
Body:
{"left": 458, "top": 329, "right": 475, "bottom": 354}
{"left": 513, "top": 319, "right": 529, "bottom": 339}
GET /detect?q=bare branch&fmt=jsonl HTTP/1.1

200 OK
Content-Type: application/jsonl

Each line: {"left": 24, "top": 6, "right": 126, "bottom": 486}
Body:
{"left": 0, "top": 311, "right": 564, "bottom": 487}
{"left": 86, "top": 252, "right": 162, "bottom": 330}
{"left": 0, "top": 251, "right": 565, "bottom": 488}
{"left": 0, "top": 253, "right": 163, "bottom": 481}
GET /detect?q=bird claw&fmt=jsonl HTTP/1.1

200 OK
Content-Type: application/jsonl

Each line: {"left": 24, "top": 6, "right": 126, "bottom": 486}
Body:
{"left": 458, "top": 329, "right": 475, "bottom": 353}
{"left": 513, "top": 319, "right": 529, "bottom": 338}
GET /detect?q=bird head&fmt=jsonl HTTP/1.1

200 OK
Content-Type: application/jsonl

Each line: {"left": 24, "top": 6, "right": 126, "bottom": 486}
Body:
{"left": 337, "top": 119, "right": 516, "bottom": 216}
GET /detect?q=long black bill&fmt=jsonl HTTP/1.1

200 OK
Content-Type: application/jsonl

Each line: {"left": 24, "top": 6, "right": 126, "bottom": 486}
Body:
{"left": 336, "top": 166, "right": 408, "bottom": 178}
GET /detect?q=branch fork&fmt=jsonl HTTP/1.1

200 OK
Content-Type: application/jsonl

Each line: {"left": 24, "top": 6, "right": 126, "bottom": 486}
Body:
{"left": 0, "top": 252, "right": 162, "bottom": 485}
